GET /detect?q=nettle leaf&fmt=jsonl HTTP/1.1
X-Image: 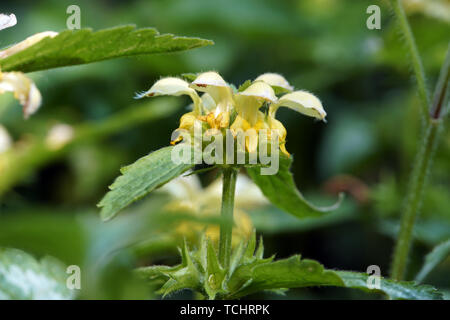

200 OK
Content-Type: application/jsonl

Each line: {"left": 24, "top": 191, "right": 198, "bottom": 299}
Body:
{"left": 0, "top": 25, "right": 213, "bottom": 73}
{"left": 228, "top": 256, "right": 443, "bottom": 300}
{"left": 136, "top": 234, "right": 442, "bottom": 300}
{"left": 237, "top": 80, "right": 252, "bottom": 92}
{"left": 181, "top": 73, "right": 198, "bottom": 82}
{"left": 335, "top": 271, "right": 442, "bottom": 300}
{"left": 98, "top": 146, "right": 194, "bottom": 221}
{"left": 0, "top": 248, "right": 74, "bottom": 300}
{"left": 247, "top": 154, "right": 343, "bottom": 219}
{"left": 228, "top": 255, "right": 343, "bottom": 298}
{"left": 415, "top": 239, "right": 450, "bottom": 282}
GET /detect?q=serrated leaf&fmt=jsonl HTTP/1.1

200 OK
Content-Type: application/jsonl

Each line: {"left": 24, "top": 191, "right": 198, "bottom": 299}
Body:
{"left": 229, "top": 241, "right": 246, "bottom": 277}
{"left": 255, "top": 236, "right": 265, "bottom": 260}
{"left": 336, "top": 271, "right": 443, "bottom": 300}
{"left": 181, "top": 73, "right": 198, "bottom": 82}
{"left": 227, "top": 255, "right": 443, "bottom": 300}
{"left": 229, "top": 255, "right": 343, "bottom": 298}
{"left": 0, "top": 248, "right": 74, "bottom": 300}
{"left": 98, "top": 146, "right": 194, "bottom": 221}
{"left": 415, "top": 239, "right": 450, "bottom": 282}
{"left": 0, "top": 25, "right": 213, "bottom": 73}
{"left": 244, "top": 232, "right": 257, "bottom": 260}
{"left": 247, "top": 154, "right": 343, "bottom": 219}
{"left": 205, "top": 240, "right": 226, "bottom": 299}
{"left": 238, "top": 80, "right": 252, "bottom": 92}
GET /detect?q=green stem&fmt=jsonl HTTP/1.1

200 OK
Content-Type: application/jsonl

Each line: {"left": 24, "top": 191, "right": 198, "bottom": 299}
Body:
{"left": 390, "top": 0, "right": 430, "bottom": 122}
{"left": 391, "top": 45, "right": 449, "bottom": 280}
{"left": 218, "top": 167, "right": 238, "bottom": 269}
{"left": 390, "top": 121, "right": 440, "bottom": 280}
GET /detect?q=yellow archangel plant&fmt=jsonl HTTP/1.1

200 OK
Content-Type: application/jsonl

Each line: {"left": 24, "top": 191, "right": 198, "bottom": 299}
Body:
{"left": 136, "top": 71, "right": 326, "bottom": 160}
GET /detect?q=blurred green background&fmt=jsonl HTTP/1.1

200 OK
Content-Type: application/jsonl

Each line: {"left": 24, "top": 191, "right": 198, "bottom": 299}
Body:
{"left": 0, "top": 0, "right": 449, "bottom": 299}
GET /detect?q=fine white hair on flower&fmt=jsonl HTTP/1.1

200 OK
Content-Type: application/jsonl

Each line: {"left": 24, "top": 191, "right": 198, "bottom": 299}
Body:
{"left": 0, "top": 13, "right": 17, "bottom": 31}
{"left": 0, "top": 125, "right": 12, "bottom": 154}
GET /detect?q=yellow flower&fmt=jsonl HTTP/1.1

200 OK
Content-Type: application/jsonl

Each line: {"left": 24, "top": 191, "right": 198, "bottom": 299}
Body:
{"left": 136, "top": 77, "right": 204, "bottom": 144}
{"left": 137, "top": 71, "right": 327, "bottom": 156}
{"left": 0, "top": 71, "right": 42, "bottom": 118}
{"left": 190, "top": 71, "right": 234, "bottom": 129}
{"left": 257, "top": 73, "right": 327, "bottom": 156}
{"left": 230, "top": 81, "right": 276, "bottom": 153}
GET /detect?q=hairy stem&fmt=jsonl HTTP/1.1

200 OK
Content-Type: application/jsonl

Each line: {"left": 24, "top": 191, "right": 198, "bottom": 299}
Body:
{"left": 390, "top": 121, "right": 440, "bottom": 280}
{"left": 389, "top": 0, "right": 430, "bottom": 121}
{"left": 218, "top": 167, "right": 238, "bottom": 269}
{"left": 391, "top": 46, "right": 449, "bottom": 280}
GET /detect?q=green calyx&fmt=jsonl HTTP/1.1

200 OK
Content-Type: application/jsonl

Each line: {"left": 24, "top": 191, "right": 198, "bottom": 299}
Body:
{"left": 135, "top": 231, "right": 272, "bottom": 300}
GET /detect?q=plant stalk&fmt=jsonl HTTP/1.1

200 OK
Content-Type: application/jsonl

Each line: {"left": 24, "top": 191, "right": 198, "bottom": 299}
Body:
{"left": 391, "top": 45, "right": 449, "bottom": 280}
{"left": 390, "top": 121, "right": 440, "bottom": 280}
{"left": 218, "top": 167, "right": 238, "bottom": 269}
{"left": 389, "top": 0, "right": 430, "bottom": 122}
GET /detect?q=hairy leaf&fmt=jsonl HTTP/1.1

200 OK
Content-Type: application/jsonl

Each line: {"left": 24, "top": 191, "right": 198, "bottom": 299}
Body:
{"left": 247, "top": 155, "right": 343, "bottom": 219}
{"left": 98, "top": 146, "right": 194, "bottom": 221}
{"left": 0, "top": 248, "right": 74, "bottom": 300}
{"left": 228, "top": 255, "right": 443, "bottom": 300}
{"left": 228, "top": 255, "right": 342, "bottom": 298}
{"left": 0, "top": 25, "right": 213, "bottom": 73}
{"left": 336, "top": 271, "right": 442, "bottom": 300}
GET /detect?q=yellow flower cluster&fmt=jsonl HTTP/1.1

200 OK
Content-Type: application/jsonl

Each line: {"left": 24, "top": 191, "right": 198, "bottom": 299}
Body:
{"left": 137, "top": 72, "right": 326, "bottom": 156}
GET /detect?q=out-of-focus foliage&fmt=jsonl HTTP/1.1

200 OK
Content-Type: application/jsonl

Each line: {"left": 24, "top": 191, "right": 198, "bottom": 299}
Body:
{"left": 0, "top": 0, "right": 449, "bottom": 299}
{"left": 0, "top": 247, "right": 73, "bottom": 299}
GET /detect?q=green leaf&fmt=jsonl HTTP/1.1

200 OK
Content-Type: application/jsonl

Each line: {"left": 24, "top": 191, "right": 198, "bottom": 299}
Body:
{"left": 205, "top": 240, "right": 226, "bottom": 299}
{"left": 0, "top": 248, "right": 74, "bottom": 300}
{"left": 246, "top": 154, "right": 343, "bottom": 219}
{"left": 98, "top": 145, "right": 194, "bottom": 221}
{"left": 415, "top": 239, "right": 450, "bottom": 282}
{"left": 228, "top": 255, "right": 342, "bottom": 298}
{"left": 238, "top": 80, "right": 252, "bottom": 92}
{"left": 336, "top": 271, "right": 442, "bottom": 300}
{"left": 0, "top": 25, "right": 213, "bottom": 73}
{"left": 181, "top": 73, "right": 198, "bottom": 82}
{"left": 228, "top": 255, "right": 443, "bottom": 300}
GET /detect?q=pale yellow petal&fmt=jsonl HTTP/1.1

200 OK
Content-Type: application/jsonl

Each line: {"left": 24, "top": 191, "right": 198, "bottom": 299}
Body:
{"left": 201, "top": 93, "right": 216, "bottom": 111}
{"left": 255, "top": 73, "right": 293, "bottom": 93}
{"left": 0, "top": 72, "right": 42, "bottom": 118}
{"left": 235, "top": 81, "right": 276, "bottom": 125}
{"left": 270, "top": 90, "right": 326, "bottom": 120}
{"left": 237, "top": 81, "right": 277, "bottom": 103}
{"left": 135, "top": 77, "right": 201, "bottom": 114}
{"left": 189, "top": 71, "right": 233, "bottom": 115}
